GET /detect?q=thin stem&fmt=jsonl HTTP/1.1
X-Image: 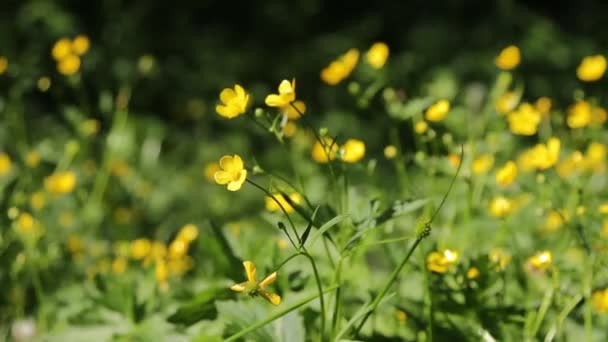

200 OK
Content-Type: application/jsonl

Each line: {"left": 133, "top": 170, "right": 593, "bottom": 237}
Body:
{"left": 331, "top": 257, "right": 344, "bottom": 339}
{"left": 302, "top": 249, "right": 327, "bottom": 341}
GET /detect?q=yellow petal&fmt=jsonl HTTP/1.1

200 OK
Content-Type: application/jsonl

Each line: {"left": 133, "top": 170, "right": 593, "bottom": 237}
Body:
{"left": 230, "top": 282, "right": 248, "bottom": 292}
{"left": 219, "top": 155, "right": 235, "bottom": 172}
{"left": 232, "top": 155, "right": 244, "bottom": 171}
{"left": 259, "top": 289, "right": 281, "bottom": 305}
{"left": 259, "top": 271, "right": 277, "bottom": 287}
{"left": 214, "top": 171, "right": 232, "bottom": 184}
{"left": 235, "top": 84, "right": 245, "bottom": 99}
{"left": 243, "top": 261, "right": 256, "bottom": 282}
{"left": 278, "top": 79, "right": 292, "bottom": 94}
{"left": 220, "top": 88, "right": 236, "bottom": 104}
{"left": 227, "top": 171, "right": 247, "bottom": 191}
{"left": 265, "top": 94, "right": 285, "bottom": 107}
{"left": 216, "top": 104, "right": 237, "bottom": 118}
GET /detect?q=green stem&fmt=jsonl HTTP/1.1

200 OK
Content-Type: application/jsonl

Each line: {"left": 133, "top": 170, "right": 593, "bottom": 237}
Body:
{"left": 225, "top": 285, "right": 338, "bottom": 342}
{"left": 331, "top": 257, "right": 344, "bottom": 339}
{"left": 301, "top": 249, "right": 327, "bottom": 341}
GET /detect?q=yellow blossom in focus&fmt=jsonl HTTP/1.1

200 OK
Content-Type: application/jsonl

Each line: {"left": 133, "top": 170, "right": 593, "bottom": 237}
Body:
{"left": 427, "top": 249, "right": 459, "bottom": 273}
{"left": 311, "top": 137, "right": 338, "bottom": 163}
{"left": 466, "top": 267, "right": 480, "bottom": 279}
{"left": 52, "top": 38, "right": 72, "bottom": 60}
{"left": 472, "top": 154, "right": 494, "bottom": 174}
{"left": 265, "top": 193, "right": 302, "bottom": 213}
{"left": 507, "top": 103, "right": 541, "bottom": 135}
{"left": 30, "top": 192, "right": 46, "bottom": 210}
{"left": 535, "top": 97, "right": 552, "bottom": 116}
{"left": 489, "top": 196, "right": 512, "bottom": 218}
{"left": 57, "top": 54, "right": 81, "bottom": 75}
{"left": 321, "top": 49, "right": 360, "bottom": 85}
{"left": 112, "top": 257, "right": 127, "bottom": 274}
{"left": 414, "top": 120, "right": 428, "bottom": 134}
{"left": 216, "top": 84, "right": 250, "bottom": 119}
{"left": 44, "top": 171, "right": 76, "bottom": 194}
{"left": 496, "top": 91, "right": 520, "bottom": 114}
{"left": 567, "top": 101, "right": 592, "bottom": 129}
{"left": 489, "top": 248, "right": 511, "bottom": 270}
{"left": 341, "top": 139, "right": 366, "bottom": 163}
{"left": 214, "top": 155, "right": 247, "bottom": 191}
{"left": 230, "top": 261, "right": 281, "bottom": 305}
{"left": 384, "top": 145, "right": 397, "bottom": 159}
{"left": 265, "top": 79, "right": 296, "bottom": 107}
{"left": 496, "top": 161, "right": 517, "bottom": 187}
{"left": 495, "top": 45, "right": 521, "bottom": 70}
{"left": 592, "top": 289, "right": 608, "bottom": 313}
{"left": 366, "top": 42, "right": 389, "bottom": 69}
{"left": 425, "top": 100, "right": 450, "bottom": 122}
{"left": 0, "top": 56, "right": 7, "bottom": 74}
{"left": 576, "top": 55, "right": 606, "bottom": 82}
{"left": 527, "top": 251, "right": 552, "bottom": 272}
{"left": 283, "top": 100, "right": 306, "bottom": 120}
{"left": 0, "top": 152, "right": 12, "bottom": 175}
{"left": 204, "top": 162, "right": 221, "bottom": 182}
{"left": 178, "top": 224, "right": 199, "bottom": 243}
{"left": 71, "top": 35, "right": 90, "bottom": 55}
{"left": 131, "top": 239, "right": 152, "bottom": 260}
{"left": 25, "top": 151, "right": 40, "bottom": 168}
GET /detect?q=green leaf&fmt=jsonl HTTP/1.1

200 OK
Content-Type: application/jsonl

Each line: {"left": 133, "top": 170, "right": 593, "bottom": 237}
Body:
{"left": 306, "top": 214, "right": 349, "bottom": 247}
{"left": 167, "top": 287, "right": 235, "bottom": 325}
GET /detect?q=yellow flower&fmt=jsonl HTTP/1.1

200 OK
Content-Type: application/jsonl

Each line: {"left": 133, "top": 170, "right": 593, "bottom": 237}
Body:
{"left": 177, "top": 224, "right": 199, "bottom": 243}
{"left": 67, "top": 235, "right": 84, "bottom": 255}
{"left": 567, "top": 100, "right": 592, "bottom": 129}
{"left": 414, "top": 120, "right": 428, "bottom": 134}
{"left": 425, "top": 100, "right": 450, "bottom": 122}
{"left": 466, "top": 267, "right": 480, "bottom": 279}
{"left": 52, "top": 38, "right": 72, "bottom": 61}
{"left": 168, "top": 239, "right": 188, "bottom": 259}
{"left": 283, "top": 121, "right": 298, "bottom": 138}
{"left": 203, "top": 162, "right": 221, "bottom": 182}
{"left": 585, "top": 142, "right": 606, "bottom": 172}
{"left": 395, "top": 310, "right": 407, "bottom": 324}
{"left": 16, "top": 213, "right": 35, "bottom": 234}
{"left": 214, "top": 155, "right": 247, "bottom": 191}
{"left": 57, "top": 54, "right": 81, "bottom": 75}
{"left": 44, "top": 171, "right": 77, "bottom": 194}
{"left": 496, "top": 91, "right": 521, "bottom": 114}
{"left": 341, "top": 139, "right": 366, "bottom": 163}
{"left": 496, "top": 161, "right": 517, "bottom": 186}
{"left": 25, "top": 151, "right": 40, "bottom": 168}
{"left": 447, "top": 153, "right": 461, "bottom": 168}
{"left": 112, "top": 257, "right": 127, "bottom": 274}
{"left": 543, "top": 210, "right": 565, "bottom": 233}
{"left": 131, "top": 239, "right": 152, "bottom": 260}
{"left": 366, "top": 42, "right": 389, "bottom": 69}
{"left": 156, "top": 259, "right": 169, "bottom": 288}
{"left": 495, "top": 45, "right": 521, "bottom": 70}
{"left": 472, "top": 154, "right": 494, "bottom": 174}
{"left": 0, "top": 152, "right": 12, "bottom": 176}
{"left": 489, "top": 196, "right": 512, "bottom": 217}
{"left": 216, "top": 84, "right": 250, "bottom": 119}
{"left": 230, "top": 261, "right": 281, "bottom": 305}
{"left": 0, "top": 56, "right": 7, "bottom": 75}
{"left": 527, "top": 251, "right": 552, "bottom": 271}
{"left": 384, "top": 145, "right": 398, "bottom": 159}
{"left": 489, "top": 248, "right": 511, "bottom": 270}
{"left": 265, "top": 79, "right": 296, "bottom": 107}
{"left": 37, "top": 76, "right": 51, "bottom": 92}
{"left": 311, "top": 137, "right": 338, "bottom": 163}
{"left": 71, "top": 35, "right": 90, "bottom": 55}
{"left": 80, "top": 119, "right": 99, "bottom": 137}
{"left": 599, "top": 203, "right": 608, "bottom": 215}
{"left": 265, "top": 193, "right": 302, "bottom": 213}
{"left": 282, "top": 100, "right": 306, "bottom": 120}
{"left": 507, "top": 103, "right": 541, "bottom": 135}
{"left": 534, "top": 138, "right": 561, "bottom": 170}
{"left": 321, "top": 49, "right": 360, "bottom": 85}
{"left": 427, "top": 249, "right": 459, "bottom": 273}
{"left": 535, "top": 97, "right": 552, "bottom": 115}
{"left": 576, "top": 55, "right": 606, "bottom": 82}
{"left": 556, "top": 151, "right": 585, "bottom": 178}
{"left": 592, "top": 107, "right": 607, "bottom": 125}
{"left": 30, "top": 192, "right": 46, "bottom": 210}
{"left": 592, "top": 289, "right": 608, "bottom": 313}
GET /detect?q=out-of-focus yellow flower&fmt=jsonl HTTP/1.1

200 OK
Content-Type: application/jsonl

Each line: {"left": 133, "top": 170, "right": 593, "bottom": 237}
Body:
{"left": 466, "top": 267, "right": 480, "bottom": 279}
{"left": 156, "top": 259, "right": 169, "bottom": 288}
{"left": 0, "top": 152, "right": 12, "bottom": 175}
{"left": 591, "top": 107, "right": 607, "bottom": 125}
{"left": 489, "top": 196, "right": 512, "bottom": 217}
{"left": 52, "top": 38, "right": 72, "bottom": 61}
{"left": 311, "top": 137, "right": 338, "bottom": 163}
{"left": 321, "top": 49, "right": 360, "bottom": 85}
{"left": 495, "top": 45, "right": 521, "bottom": 70}
{"left": 395, "top": 310, "right": 407, "bottom": 324}
{"left": 277, "top": 238, "right": 289, "bottom": 250}
{"left": 44, "top": 171, "right": 76, "bottom": 194}
{"left": 214, "top": 155, "right": 247, "bottom": 191}
{"left": 427, "top": 249, "right": 459, "bottom": 273}
{"left": 57, "top": 54, "right": 81, "bottom": 75}
{"left": 567, "top": 100, "right": 592, "bottom": 129}
{"left": 414, "top": 120, "right": 428, "bottom": 134}
{"left": 576, "top": 205, "right": 586, "bottom": 216}
{"left": 543, "top": 210, "right": 565, "bottom": 233}
{"left": 67, "top": 235, "right": 84, "bottom": 255}
{"left": 592, "top": 288, "right": 608, "bottom": 313}
{"left": 527, "top": 251, "right": 552, "bottom": 272}
{"left": 80, "top": 119, "right": 99, "bottom": 137}
{"left": 230, "top": 261, "right": 281, "bottom": 305}
{"left": 178, "top": 224, "right": 199, "bottom": 243}
{"left": 496, "top": 161, "right": 517, "bottom": 187}
{"left": 16, "top": 213, "right": 35, "bottom": 234}
{"left": 577, "top": 55, "right": 606, "bottom": 82}
{"left": 282, "top": 100, "right": 305, "bottom": 120}
{"left": 203, "top": 162, "right": 221, "bottom": 182}
{"left": 519, "top": 137, "right": 561, "bottom": 172}
{"left": 496, "top": 91, "right": 521, "bottom": 114}
{"left": 507, "top": 103, "right": 541, "bottom": 135}
{"left": 556, "top": 151, "right": 585, "bottom": 178}
{"left": 341, "top": 139, "right": 366, "bottom": 163}
{"left": 265, "top": 193, "right": 302, "bottom": 213}
{"left": 37, "top": 76, "right": 51, "bottom": 92}
{"left": 25, "top": 151, "right": 40, "bottom": 168}
{"left": 366, "top": 42, "right": 389, "bottom": 69}
{"left": 534, "top": 96, "right": 552, "bottom": 116}
{"left": 585, "top": 142, "right": 606, "bottom": 172}
{"left": 472, "top": 154, "right": 494, "bottom": 174}
{"left": 131, "top": 239, "right": 152, "bottom": 260}
{"left": 384, "top": 145, "right": 397, "bottom": 159}
{"left": 489, "top": 248, "right": 511, "bottom": 270}
{"left": 71, "top": 35, "right": 90, "bottom": 55}
{"left": 447, "top": 153, "right": 461, "bottom": 168}
{"left": 0, "top": 56, "right": 7, "bottom": 75}
{"left": 265, "top": 79, "right": 296, "bottom": 107}
{"left": 283, "top": 121, "right": 297, "bottom": 138}
{"left": 425, "top": 100, "right": 450, "bottom": 122}
{"left": 168, "top": 257, "right": 193, "bottom": 275}
{"left": 30, "top": 192, "right": 46, "bottom": 210}
{"left": 112, "top": 257, "right": 127, "bottom": 274}
{"left": 216, "top": 84, "right": 250, "bottom": 119}
{"left": 599, "top": 204, "right": 608, "bottom": 215}
{"left": 168, "top": 239, "right": 188, "bottom": 259}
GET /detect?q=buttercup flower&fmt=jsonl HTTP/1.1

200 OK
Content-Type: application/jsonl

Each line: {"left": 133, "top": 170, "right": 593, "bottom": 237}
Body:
{"left": 576, "top": 55, "right": 606, "bottom": 82}
{"left": 427, "top": 249, "right": 459, "bottom": 273}
{"left": 71, "top": 35, "right": 90, "bottom": 55}
{"left": 466, "top": 267, "right": 480, "bottom": 279}
{"left": 265, "top": 79, "right": 296, "bottom": 107}
{"left": 507, "top": 103, "right": 541, "bottom": 135}
{"left": 52, "top": 38, "right": 72, "bottom": 61}
{"left": 592, "top": 288, "right": 608, "bottom": 313}
{"left": 366, "top": 42, "right": 389, "bottom": 69}
{"left": 489, "top": 248, "right": 511, "bottom": 270}
{"left": 414, "top": 120, "right": 428, "bottom": 134}
{"left": 321, "top": 49, "right": 360, "bottom": 85}
{"left": 0, "top": 152, "right": 12, "bottom": 176}
{"left": 535, "top": 97, "right": 552, "bottom": 115}
{"left": 230, "top": 261, "right": 281, "bottom": 305}
{"left": 585, "top": 142, "right": 606, "bottom": 172}
{"left": 216, "top": 84, "right": 250, "bottom": 119}
{"left": 44, "top": 171, "right": 77, "bottom": 194}
{"left": 489, "top": 196, "right": 512, "bottom": 217}
{"left": 496, "top": 161, "right": 517, "bottom": 187}
{"left": 265, "top": 193, "right": 302, "bottom": 213}
{"left": 311, "top": 137, "right": 338, "bottom": 163}
{"left": 57, "top": 54, "right": 81, "bottom": 76}
{"left": 591, "top": 107, "right": 607, "bottom": 125}
{"left": 472, "top": 154, "right": 494, "bottom": 174}
{"left": 543, "top": 210, "right": 565, "bottom": 233}
{"left": 425, "top": 100, "right": 450, "bottom": 122}
{"left": 567, "top": 100, "right": 592, "bottom": 129}
{"left": 556, "top": 151, "right": 585, "bottom": 178}
{"left": 214, "top": 155, "right": 247, "bottom": 191}
{"left": 495, "top": 45, "right": 521, "bottom": 70}
{"left": 282, "top": 100, "right": 306, "bottom": 120}
{"left": 527, "top": 251, "right": 552, "bottom": 272}
{"left": 384, "top": 145, "right": 398, "bottom": 159}
{"left": 496, "top": 91, "right": 521, "bottom": 114}
{"left": 341, "top": 139, "right": 366, "bottom": 163}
